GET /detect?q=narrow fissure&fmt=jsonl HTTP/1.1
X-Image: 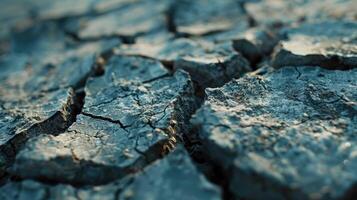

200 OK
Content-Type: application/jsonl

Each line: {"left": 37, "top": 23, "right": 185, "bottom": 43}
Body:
{"left": 165, "top": 5, "right": 177, "bottom": 34}
{"left": 179, "top": 80, "right": 234, "bottom": 200}
{"left": 65, "top": 31, "right": 136, "bottom": 45}
{"left": 81, "top": 111, "right": 128, "bottom": 130}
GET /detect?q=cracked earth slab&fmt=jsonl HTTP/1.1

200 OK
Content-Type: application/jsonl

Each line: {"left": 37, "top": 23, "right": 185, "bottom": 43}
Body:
{"left": 1, "top": 146, "right": 221, "bottom": 200}
{"left": 245, "top": 0, "right": 356, "bottom": 27}
{"left": 0, "top": 0, "right": 140, "bottom": 39}
{"left": 184, "top": 28, "right": 278, "bottom": 70}
{"left": 1, "top": 22, "right": 120, "bottom": 98}
{"left": 0, "top": 89, "right": 76, "bottom": 170}
{"left": 9, "top": 56, "right": 198, "bottom": 185}
{"left": 9, "top": 21, "right": 120, "bottom": 59}
{"left": 119, "top": 26, "right": 278, "bottom": 70}
{"left": 272, "top": 21, "right": 357, "bottom": 70}
{"left": 191, "top": 66, "right": 357, "bottom": 199}
{"left": 116, "top": 38, "right": 251, "bottom": 88}
{"left": 65, "top": 0, "right": 169, "bottom": 40}
{"left": 0, "top": 22, "right": 120, "bottom": 174}
{"left": 171, "top": 0, "right": 248, "bottom": 36}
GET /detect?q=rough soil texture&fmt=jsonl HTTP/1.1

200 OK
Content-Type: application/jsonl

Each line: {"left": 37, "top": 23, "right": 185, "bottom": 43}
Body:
{"left": 0, "top": 0, "right": 356, "bottom": 199}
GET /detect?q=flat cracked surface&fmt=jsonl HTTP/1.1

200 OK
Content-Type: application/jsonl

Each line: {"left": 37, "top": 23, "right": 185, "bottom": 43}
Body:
{"left": 245, "top": 0, "right": 356, "bottom": 27}
{"left": 10, "top": 56, "right": 197, "bottom": 185}
{"left": 1, "top": 147, "right": 221, "bottom": 200}
{"left": 116, "top": 39, "right": 251, "bottom": 87}
{"left": 192, "top": 67, "right": 357, "bottom": 199}
{"left": 171, "top": 0, "right": 247, "bottom": 36}
{"left": 0, "top": 0, "right": 356, "bottom": 199}
{"left": 273, "top": 21, "right": 357, "bottom": 70}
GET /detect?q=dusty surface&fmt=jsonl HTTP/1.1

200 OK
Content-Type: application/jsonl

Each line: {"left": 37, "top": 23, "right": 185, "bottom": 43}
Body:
{"left": 273, "top": 21, "right": 357, "bottom": 70}
{"left": 192, "top": 67, "right": 357, "bottom": 199}
{"left": 0, "top": 0, "right": 356, "bottom": 199}
{"left": 2, "top": 146, "right": 221, "bottom": 200}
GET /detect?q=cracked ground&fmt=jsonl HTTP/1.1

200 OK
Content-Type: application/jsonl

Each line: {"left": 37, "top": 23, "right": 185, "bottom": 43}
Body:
{"left": 0, "top": 0, "right": 356, "bottom": 199}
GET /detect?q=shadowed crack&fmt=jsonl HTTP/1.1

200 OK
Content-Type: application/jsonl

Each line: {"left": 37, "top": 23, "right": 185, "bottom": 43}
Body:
{"left": 65, "top": 31, "right": 136, "bottom": 45}
{"left": 81, "top": 112, "right": 128, "bottom": 131}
